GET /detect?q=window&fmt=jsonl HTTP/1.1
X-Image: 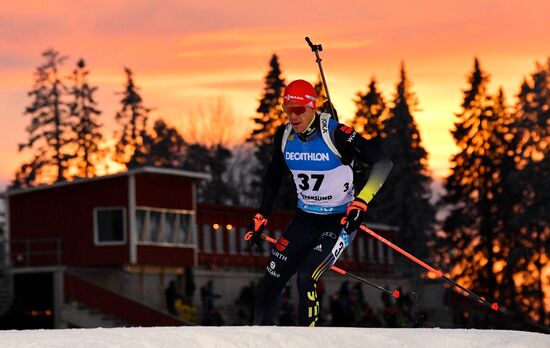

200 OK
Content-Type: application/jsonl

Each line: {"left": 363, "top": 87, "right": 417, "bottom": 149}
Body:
{"left": 94, "top": 208, "right": 126, "bottom": 245}
{"left": 148, "top": 212, "right": 161, "bottom": 242}
{"left": 136, "top": 210, "right": 147, "bottom": 241}
{"left": 178, "top": 214, "right": 191, "bottom": 244}
{"left": 215, "top": 225, "right": 224, "bottom": 253}
{"left": 202, "top": 224, "right": 212, "bottom": 252}
{"left": 135, "top": 208, "right": 194, "bottom": 245}
{"left": 227, "top": 226, "right": 237, "bottom": 254}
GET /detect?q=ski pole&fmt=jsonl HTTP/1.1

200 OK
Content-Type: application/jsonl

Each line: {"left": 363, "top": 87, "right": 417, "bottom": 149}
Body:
{"left": 358, "top": 224, "right": 499, "bottom": 311}
{"left": 244, "top": 231, "right": 399, "bottom": 298}
{"left": 305, "top": 36, "right": 337, "bottom": 121}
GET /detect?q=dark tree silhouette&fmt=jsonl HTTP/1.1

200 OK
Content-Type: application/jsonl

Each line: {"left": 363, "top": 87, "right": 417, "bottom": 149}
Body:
{"left": 509, "top": 59, "right": 550, "bottom": 325}
{"left": 14, "top": 49, "right": 73, "bottom": 187}
{"left": 372, "top": 63, "right": 435, "bottom": 267}
{"left": 68, "top": 59, "right": 103, "bottom": 178}
{"left": 114, "top": 67, "right": 152, "bottom": 168}
{"left": 438, "top": 58, "right": 526, "bottom": 311}
{"left": 351, "top": 78, "right": 386, "bottom": 140}
{"left": 140, "top": 119, "right": 186, "bottom": 168}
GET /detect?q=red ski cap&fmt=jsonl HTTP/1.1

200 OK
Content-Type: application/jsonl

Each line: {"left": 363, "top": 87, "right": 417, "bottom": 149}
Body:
{"left": 283, "top": 80, "right": 317, "bottom": 109}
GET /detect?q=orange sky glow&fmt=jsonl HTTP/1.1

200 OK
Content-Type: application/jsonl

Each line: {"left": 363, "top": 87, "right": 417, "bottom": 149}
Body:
{"left": 1, "top": 0, "right": 549, "bottom": 189}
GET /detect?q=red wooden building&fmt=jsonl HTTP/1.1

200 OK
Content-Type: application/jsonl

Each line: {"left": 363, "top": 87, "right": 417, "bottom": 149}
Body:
{"left": 5, "top": 167, "right": 208, "bottom": 269}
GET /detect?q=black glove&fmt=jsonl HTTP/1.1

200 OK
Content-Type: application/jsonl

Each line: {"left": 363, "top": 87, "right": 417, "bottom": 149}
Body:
{"left": 246, "top": 213, "right": 268, "bottom": 247}
{"left": 341, "top": 198, "right": 368, "bottom": 233}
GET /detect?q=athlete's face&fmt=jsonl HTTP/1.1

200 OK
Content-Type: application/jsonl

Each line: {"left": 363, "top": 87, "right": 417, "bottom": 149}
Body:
{"left": 284, "top": 105, "right": 315, "bottom": 133}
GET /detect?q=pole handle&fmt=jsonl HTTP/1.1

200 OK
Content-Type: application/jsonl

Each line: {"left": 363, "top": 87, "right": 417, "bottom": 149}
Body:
{"left": 305, "top": 37, "right": 322, "bottom": 52}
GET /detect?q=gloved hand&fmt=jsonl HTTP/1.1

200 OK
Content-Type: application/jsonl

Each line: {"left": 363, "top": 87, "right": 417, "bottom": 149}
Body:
{"left": 246, "top": 213, "right": 268, "bottom": 247}
{"left": 341, "top": 198, "right": 367, "bottom": 233}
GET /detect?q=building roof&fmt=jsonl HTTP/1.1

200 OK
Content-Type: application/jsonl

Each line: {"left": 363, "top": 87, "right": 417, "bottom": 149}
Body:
{"left": 1, "top": 166, "right": 211, "bottom": 197}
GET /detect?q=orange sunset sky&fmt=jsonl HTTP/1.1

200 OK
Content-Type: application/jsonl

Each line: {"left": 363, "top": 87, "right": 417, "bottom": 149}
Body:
{"left": 1, "top": 0, "right": 549, "bottom": 189}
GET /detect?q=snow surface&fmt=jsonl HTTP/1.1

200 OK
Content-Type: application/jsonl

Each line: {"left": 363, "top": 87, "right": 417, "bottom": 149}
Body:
{"left": 0, "top": 327, "right": 548, "bottom": 348}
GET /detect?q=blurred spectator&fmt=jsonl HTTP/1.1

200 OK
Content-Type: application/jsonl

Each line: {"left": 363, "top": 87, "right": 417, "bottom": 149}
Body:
{"left": 175, "top": 297, "right": 199, "bottom": 324}
{"left": 200, "top": 280, "right": 220, "bottom": 312}
{"left": 352, "top": 282, "right": 365, "bottom": 304}
{"left": 165, "top": 280, "right": 182, "bottom": 316}
{"left": 184, "top": 266, "right": 196, "bottom": 304}
{"left": 236, "top": 281, "right": 256, "bottom": 324}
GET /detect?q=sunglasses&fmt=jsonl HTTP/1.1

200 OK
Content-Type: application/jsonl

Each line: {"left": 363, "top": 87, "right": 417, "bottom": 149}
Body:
{"left": 284, "top": 105, "right": 307, "bottom": 115}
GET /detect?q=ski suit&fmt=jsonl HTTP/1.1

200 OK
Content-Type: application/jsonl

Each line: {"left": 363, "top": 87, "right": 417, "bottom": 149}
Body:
{"left": 253, "top": 113, "right": 392, "bottom": 326}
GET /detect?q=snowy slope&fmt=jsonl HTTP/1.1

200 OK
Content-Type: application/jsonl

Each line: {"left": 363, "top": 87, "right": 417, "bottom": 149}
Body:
{"left": 0, "top": 327, "right": 548, "bottom": 348}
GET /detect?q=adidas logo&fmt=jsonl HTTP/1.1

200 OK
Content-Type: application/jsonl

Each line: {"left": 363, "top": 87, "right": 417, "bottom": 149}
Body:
{"left": 314, "top": 244, "right": 322, "bottom": 252}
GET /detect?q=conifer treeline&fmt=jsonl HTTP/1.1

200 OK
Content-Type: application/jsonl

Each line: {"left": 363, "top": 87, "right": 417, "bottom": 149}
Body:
{"left": 439, "top": 58, "right": 549, "bottom": 326}
{"left": 13, "top": 50, "right": 548, "bottom": 326}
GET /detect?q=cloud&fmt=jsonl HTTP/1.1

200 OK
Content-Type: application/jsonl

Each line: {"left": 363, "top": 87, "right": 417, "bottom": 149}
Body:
{"left": 197, "top": 79, "right": 262, "bottom": 91}
{"left": 176, "top": 27, "right": 375, "bottom": 59}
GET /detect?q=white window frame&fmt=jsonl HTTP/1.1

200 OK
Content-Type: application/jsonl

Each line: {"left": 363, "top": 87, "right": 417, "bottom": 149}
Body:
{"left": 93, "top": 207, "right": 127, "bottom": 246}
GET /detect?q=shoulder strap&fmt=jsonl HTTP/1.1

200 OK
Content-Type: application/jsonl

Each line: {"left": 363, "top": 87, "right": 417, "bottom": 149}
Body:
{"left": 320, "top": 113, "right": 341, "bottom": 158}
{"left": 281, "top": 123, "right": 292, "bottom": 154}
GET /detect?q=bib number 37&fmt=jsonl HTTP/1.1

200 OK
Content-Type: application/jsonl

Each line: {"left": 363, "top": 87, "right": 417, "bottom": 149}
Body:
{"left": 297, "top": 173, "right": 325, "bottom": 191}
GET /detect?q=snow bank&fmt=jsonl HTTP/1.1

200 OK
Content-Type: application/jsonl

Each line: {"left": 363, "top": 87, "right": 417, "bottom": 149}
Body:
{"left": 0, "top": 327, "right": 547, "bottom": 348}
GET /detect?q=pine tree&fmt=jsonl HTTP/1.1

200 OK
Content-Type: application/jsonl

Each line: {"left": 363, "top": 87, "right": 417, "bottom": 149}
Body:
{"left": 351, "top": 78, "right": 386, "bottom": 140}
{"left": 68, "top": 59, "right": 103, "bottom": 178}
{"left": 140, "top": 119, "right": 186, "bottom": 168}
{"left": 14, "top": 49, "right": 73, "bottom": 187}
{"left": 440, "top": 58, "right": 512, "bottom": 302}
{"left": 373, "top": 63, "right": 435, "bottom": 268}
{"left": 248, "top": 54, "right": 295, "bottom": 210}
{"left": 510, "top": 59, "right": 550, "bottom": 325}
{"left": 488, "top": 87, "right": 522, "bottom": 314}
{"left": 249, "top": 55, "right": 286, "bottom": 145}
{"left": 114, "top": 67, "right": 152, "bottom": 168}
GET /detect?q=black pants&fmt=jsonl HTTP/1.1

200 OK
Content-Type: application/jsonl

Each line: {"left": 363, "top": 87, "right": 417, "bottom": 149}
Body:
{"left": 253, "top": 209, "right": 353, "bottom": 326}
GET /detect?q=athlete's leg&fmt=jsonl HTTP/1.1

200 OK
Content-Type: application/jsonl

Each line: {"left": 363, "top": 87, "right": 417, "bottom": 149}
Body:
{"left": 253, "top": 214, "right": 311, "bottom": 325}
{"left": 296, "top": 223, "right": 355, "bottom": 326}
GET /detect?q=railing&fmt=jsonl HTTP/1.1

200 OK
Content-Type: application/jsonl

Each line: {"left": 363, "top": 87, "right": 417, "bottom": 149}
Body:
{"left": 196, "top": 204, "right": 396, "bottom": 275}
{"left": 9, "top": 238, "right": 62, "bottom": 268}
{"left": 64, "top": 273, "right": 186, "bottom": 327}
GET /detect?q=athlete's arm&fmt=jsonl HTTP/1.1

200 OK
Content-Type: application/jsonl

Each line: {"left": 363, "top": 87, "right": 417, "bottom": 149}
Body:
{"left": 333, "top": 125, "right": 393, "bottom": 204}
{"left": 258, "top": 126, "right": 287, "bottom": 216}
